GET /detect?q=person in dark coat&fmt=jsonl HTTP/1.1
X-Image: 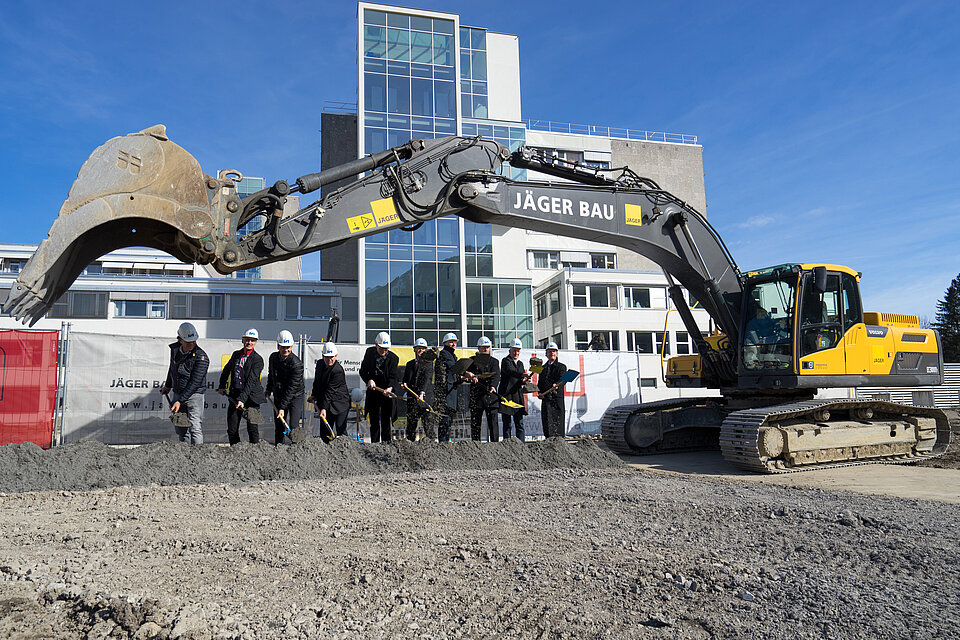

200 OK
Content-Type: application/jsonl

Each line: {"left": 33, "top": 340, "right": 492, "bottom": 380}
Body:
{"left": 498, "top": 338, "right": 529, "bottom": 441}
{"left": 464, "top": 336, "right": 501, "bottom": 442}
{"left": 308, "top": 341, "right": 351, "bottom": 438}
{"left": 217, "top": 328, "right": 266, "bottom": 445}
{"left": 159, "top": 322, "right": 209, "bottom": 445}
{"left": 433, "top": 332, "right": 461, "bottom": 443}
{"left": 265, "top": 330, "right": 304, "bottom": 445}
{"left": 402, "top": 337, "right": 432, "bottom": 441}
{"left": 358, "top": 332, "right": 400, "bottom": 443}
{"left": 536, "top": 342, "right": 567, "bottom": 439}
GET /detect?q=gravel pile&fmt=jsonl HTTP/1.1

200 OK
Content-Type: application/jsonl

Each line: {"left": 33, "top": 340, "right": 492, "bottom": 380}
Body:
{"left": 0, "top": 437, "right": 621, "bottom": 493}
{"left": 1, "top": 461, "right": 958, "bottom": 638}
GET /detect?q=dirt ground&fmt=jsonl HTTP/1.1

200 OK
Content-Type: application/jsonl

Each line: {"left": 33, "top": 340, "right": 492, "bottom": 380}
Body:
{"left": 1, "top": 437, "right": 959, "bottom": 639}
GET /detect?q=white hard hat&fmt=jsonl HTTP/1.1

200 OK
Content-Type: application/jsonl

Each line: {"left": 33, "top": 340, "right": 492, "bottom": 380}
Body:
{"left": 375, "top": 331, "right": 391, "bottom": 347}
{"left": 509, "top": 338, "right": 523, "bottom": 349}
{"left": 322, "top": 342, "right": 338, "bottom": 357}
{"left": 277, "top": 330, "right": 294, "bottom": 347}
{"left": 242, "top": 328, "right": 259, "bottom": 340}
{"left": 414, "top": 338, "right": 428, "bottom": 347}
{"left": 177, "top": 322, "right": 199, "bottom": 342}
{"left": 477, "top": 336, "right": 492, "bottom": 348}
{"left": 442, "top": 332, "right": 458, "bottom": 344}
{"left": 546, "top": 342, "right": 559, "bottom": 351}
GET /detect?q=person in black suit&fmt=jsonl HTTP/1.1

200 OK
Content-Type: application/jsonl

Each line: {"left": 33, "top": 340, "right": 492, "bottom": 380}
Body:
{"left": 265, "top": 330, "right": 304, "bottom": 444}
{"left": 433, "top": 332, "right": 461, "bottom": 443}
{"left": 359, "top": 332, "right": 400, "bottom": 443}
{"left": 402, "top": 337, "right": 432, "bottom": 441}
{"left": 308, "top": 341, "right": 350, "bottom": 438}
{"left": 218, "top": 328, "right": 266, "bottom": 445}
{"left": 464, "top": 336, "right": 501, "bottom": 441}
{"left": 536, "top": 342, "right": 567, "bottom": 439}
{"left": 498, "top": 338, "right": 529, "bottom": 441}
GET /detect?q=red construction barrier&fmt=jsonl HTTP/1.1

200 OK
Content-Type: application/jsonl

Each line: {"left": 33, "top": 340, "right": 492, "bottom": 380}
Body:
{"left": 0, "top": 330, "right": 59, "bottom": 448}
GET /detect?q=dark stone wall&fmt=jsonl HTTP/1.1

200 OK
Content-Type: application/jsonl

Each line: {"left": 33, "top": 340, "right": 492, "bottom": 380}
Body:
{"left": 319, "top": 113, "right": 360, "bottom": 282}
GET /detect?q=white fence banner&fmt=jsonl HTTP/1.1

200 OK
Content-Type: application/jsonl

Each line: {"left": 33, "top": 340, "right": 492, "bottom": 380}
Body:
{"left": 62, "top": 332, "right": 715, "bottom": 444}
{"left": 62, "top": 333, "right": 249, "bottom": 444}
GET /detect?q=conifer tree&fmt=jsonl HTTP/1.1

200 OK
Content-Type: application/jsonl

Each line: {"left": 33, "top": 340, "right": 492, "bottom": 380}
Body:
{"left": 933, "top": 274, "right": 960, "bottom": 362}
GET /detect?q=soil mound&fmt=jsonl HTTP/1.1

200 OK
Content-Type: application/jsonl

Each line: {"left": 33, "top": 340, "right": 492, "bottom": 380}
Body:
{"left": 0, "top": 437, "right": 622, "bottom": 493}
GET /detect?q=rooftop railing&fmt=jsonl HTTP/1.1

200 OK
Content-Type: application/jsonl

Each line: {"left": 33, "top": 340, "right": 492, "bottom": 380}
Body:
{"left": 524, "top": 120, "right": 698, "bottom": 145}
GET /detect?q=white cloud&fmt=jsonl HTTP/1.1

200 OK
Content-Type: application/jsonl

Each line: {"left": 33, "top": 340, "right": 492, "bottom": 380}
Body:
{"left": 736, "top": 215, "right": 776, "bottom": 229}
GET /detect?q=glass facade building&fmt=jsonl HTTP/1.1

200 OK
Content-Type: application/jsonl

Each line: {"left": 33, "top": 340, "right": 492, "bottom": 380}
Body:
{"left": 358, "top": 3, "right": 534, "bottom": 348}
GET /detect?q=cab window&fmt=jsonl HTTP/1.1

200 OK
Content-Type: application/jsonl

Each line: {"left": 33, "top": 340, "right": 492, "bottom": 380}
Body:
{"left": 799, "top": 272, "right": 842, "bottom": 357}
{"left": 840, "top": 273, "right": 862, "bottom": 332}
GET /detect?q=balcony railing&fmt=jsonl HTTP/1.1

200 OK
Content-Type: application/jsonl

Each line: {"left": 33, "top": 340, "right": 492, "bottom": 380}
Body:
{"left": 525, "top": 120, "right": 698, "bottom": 145}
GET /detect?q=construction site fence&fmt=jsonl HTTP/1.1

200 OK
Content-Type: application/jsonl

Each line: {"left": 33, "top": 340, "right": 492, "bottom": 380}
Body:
{"left": 3, "top": 328, "right": 958, "bottom": 448}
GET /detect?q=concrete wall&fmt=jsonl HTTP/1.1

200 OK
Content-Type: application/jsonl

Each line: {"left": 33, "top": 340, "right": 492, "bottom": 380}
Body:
{"left": 485, "top": 32, "right": 521, "bottom": 122}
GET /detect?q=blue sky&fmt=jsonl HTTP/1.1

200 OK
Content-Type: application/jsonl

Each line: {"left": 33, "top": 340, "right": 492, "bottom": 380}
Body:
{"left": 1, "top": 1, "right": 957, "bottom": 319}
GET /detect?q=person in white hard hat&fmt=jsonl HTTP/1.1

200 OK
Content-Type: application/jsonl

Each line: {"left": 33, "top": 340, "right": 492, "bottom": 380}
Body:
{"left": 308, "top": 342, "right": 350, "bottom": 438}
{"left": 159, "top": 322, "right": 209, "bottom": 445}
{"left": 217, "top": 328, "right": 266, "bottom": 445}
{"left": 358, "top": 332, "right": 399, "bottom": 443}
{"left": 498, "top": 337, "right": 529, "bottom": 441}
{"left": 433, "top": 332, "right": 461, "bottom": 442}
{"left": 537, "top": 342, "right": 568, "bottom": 438}
{"left": 266, "top": 330, "right": 304, "bottom": 445}
{"left": 401, "top": 337, "right": 432, "bottom": 441}
{"left": 463, "top": 336, "right": 501, "bottom": 442}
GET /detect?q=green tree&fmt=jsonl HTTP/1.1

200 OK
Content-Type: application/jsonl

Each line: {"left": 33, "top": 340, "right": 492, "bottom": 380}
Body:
{"left": 933, "top": 274, "right": 960, "bottom": 362}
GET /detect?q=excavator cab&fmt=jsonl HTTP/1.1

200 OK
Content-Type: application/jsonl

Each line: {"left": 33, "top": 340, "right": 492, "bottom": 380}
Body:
{"left": 740, "top": 265, "right": 797, "bottom": 372}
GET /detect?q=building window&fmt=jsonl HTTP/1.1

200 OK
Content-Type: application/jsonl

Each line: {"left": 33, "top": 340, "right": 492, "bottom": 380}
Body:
{"left": 572, "top": 284, "right": 615, "bottom": 308}
{"left": 528, "top": 250, "right": 559, "bottom": 270}
{"left": 624, "top": 287, "right": 651, "bottom": 309}
{"left": 627, "top": 331, "right": 669, "bottom": 355}
{"left": 574, "top": 330, "right": 619, "bottom": 351}
{"left": 465, "top": 282, "right": 533, "bottom": 348}
{"left": 535, "top": 289, "right": 560, "bottom": 320}
{"left": 459, "top": 26, "right": 488, "bottom": 118}
{"left": 538, "top": 333, "right": 563, "bottom": 350}
{"left": 229, "top": 294, "right": 278, "bottom": 320}
{"left": 112, "top": 300, "right": 166, "bottom": 318}
{"left": 462, "top": 119, "right": 527, "bottom": 181}
{"left": 362, "top": 9, "right": 456, "bottom": 155}
{"left": 640, "top": 378, "right": 658, "bottom": 388}
{"left": 591, "top": 253, "right": 615, "bottom": 269}
{"left": 464, "top": 220, "right": 493, "bottom": 277}
{"left": 676, "top": 331, "right": 695, "bottom": 355}
{"left": 365, "top": 217, "right": 460, "bottom": 347}
{"left": 285, "top": 296, "right": 333, "bottom": 320}
{"left": 2, "top": 259, "right": 27, "bottom": 273}
{"left": 171, "top": 294, "right": 223, "bottom": 319}
{"left": 49, "top": 292, "right": 108, "bottom": 319}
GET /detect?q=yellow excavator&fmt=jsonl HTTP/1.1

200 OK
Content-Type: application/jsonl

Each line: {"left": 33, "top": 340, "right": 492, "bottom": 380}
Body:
{"left": 2, "top": 126, "right": 951, "bottom": 472}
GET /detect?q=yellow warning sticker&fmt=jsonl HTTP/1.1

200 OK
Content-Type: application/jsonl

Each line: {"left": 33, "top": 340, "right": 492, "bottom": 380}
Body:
{"left": 625, "top": 203, "right": 643, "bottom": 226}
{"left": 347, "top": 213, "right": 377, "bottom": 233}
{"left": 371, "top": 198, "right": 400, "bottom": 227}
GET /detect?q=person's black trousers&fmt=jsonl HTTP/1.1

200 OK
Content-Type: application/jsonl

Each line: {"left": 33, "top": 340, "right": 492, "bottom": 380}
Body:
{"left": 502, "top": 412, "right": 525, "bottom": 441}
{"left": 273, "top": 398, "right": 303, "bottom": 445}
{"left": 227, "top": 401, "right": 260, "bottom": 444}
{"left": 367, "top": 393, "right": 393, "bottom": 443}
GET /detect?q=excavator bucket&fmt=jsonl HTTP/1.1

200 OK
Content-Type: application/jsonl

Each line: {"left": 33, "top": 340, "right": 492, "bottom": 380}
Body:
{"left": 3, "top": 125, "right": 220, "bottom": 326}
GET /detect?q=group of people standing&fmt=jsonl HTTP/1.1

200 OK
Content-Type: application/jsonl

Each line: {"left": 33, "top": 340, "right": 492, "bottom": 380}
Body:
{"left": 159, "top": 322, "right": 309, "bottom": 446}
{"left": 159, "top": 322, "right": 569, "bottom": 445}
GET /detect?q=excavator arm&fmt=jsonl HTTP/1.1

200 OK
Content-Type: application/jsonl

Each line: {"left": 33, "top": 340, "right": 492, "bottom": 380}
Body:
{"left": 3, "top": 127, "right": 743, "bottom": 383}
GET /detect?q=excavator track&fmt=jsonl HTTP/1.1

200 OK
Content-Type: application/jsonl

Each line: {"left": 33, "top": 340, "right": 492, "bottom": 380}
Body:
{"left": 601, "top": 398, "right": 722, "bottom": 455}
{"left": 719, "top": 399, "right": 952, "bottom": 473}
